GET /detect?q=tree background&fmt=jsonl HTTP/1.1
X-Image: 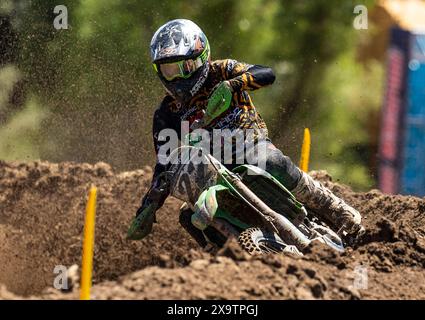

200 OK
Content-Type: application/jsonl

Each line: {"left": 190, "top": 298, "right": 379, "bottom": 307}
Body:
{"left": 0, "top": 0, "right": 385, "bottom": 190}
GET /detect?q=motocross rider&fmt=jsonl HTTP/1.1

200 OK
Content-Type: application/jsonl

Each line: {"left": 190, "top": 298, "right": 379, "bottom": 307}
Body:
{"left": 128, "top": 19, "right": 363, "bottom": 243}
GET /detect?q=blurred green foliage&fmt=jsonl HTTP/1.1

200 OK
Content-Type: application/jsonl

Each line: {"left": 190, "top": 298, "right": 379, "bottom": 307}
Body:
{"left": 0, "top": 0, "right": 382, "bottom": 190}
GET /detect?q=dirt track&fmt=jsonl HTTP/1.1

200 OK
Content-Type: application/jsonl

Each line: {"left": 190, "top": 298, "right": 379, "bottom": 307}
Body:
{"left": 1, "top": 161, "right": 425, "bottom": 299}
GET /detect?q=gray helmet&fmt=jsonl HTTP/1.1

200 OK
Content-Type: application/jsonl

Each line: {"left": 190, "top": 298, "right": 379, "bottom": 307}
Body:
{"left": 150, "top": 19, "right": 210, "bottom": 103}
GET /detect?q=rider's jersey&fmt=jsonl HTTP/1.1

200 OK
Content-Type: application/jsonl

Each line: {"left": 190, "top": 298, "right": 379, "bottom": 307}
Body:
{"left": 145, "top": 59, "right": 276, "bottom": 207}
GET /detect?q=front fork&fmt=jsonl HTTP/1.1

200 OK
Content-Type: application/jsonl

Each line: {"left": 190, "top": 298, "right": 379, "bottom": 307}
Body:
{"left": 179, "top": 203, "right": 239, "bottom": 248}
{"left": 208, "top": 218, "right": 240, "bottom": 239}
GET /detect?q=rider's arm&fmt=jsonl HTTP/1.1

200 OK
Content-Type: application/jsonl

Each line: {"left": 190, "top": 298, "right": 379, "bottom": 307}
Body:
{"left": 139, "top": 96, "right": 179, "bottom": 211}
{"left": 223, "top": 59, "right": 276, "bottom": 92}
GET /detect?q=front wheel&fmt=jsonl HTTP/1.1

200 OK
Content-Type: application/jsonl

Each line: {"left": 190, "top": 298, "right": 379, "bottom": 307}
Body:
{"left": 238, "top": 227, "right": 302, "bottom": 256}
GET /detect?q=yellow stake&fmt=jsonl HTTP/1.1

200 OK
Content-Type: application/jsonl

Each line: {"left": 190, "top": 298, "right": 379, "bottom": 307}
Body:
{"left": 80, "top": 186, "right": 97, "bottom": 300}
{"left": 299, "top": 128, "right": 311, "bottom": 172}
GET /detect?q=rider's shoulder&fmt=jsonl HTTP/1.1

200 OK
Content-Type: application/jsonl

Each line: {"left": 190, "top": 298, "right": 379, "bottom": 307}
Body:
{"left": 211, "top": 59, "right": 238, "bottom": 70}
{"left": 210, "top": 59, "right": 242, "bottom": 79}
{"left": 155, "top": 95, "right": 180, "bottom": 115}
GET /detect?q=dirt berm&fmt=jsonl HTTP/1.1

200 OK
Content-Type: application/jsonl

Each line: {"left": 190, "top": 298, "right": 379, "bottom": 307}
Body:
{"left": 1, "top": 160, "right": 425, "bottom": 299}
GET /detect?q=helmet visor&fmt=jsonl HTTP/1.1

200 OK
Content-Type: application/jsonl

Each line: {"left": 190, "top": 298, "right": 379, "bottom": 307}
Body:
{"left": 154, "top": 43, "right": 210, "bottom": 81}
{"left": 158, "top": 58, "right": 202, "bottom": 81}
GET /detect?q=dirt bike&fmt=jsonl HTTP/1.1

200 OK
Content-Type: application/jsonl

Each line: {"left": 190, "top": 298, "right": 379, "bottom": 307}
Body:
{"left": 155, "top": 145, "right": 344, "bottom": 256}
{"left": 127, "top": 82, "right": 344, "bottom": 255}
{"left": 167, "top": 146, "right": 344, "bottom": 255}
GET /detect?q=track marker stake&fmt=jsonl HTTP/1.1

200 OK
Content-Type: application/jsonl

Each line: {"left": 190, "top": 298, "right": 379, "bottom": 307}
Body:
{"left": 80, "top": 185, "right": 97, "bottom": 300}
{"left": 299, "top": 128, "right": 311, "bottom": 172}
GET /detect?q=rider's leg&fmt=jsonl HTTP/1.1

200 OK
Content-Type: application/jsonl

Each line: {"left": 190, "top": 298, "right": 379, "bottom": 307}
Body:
{"left": 246, "top": 140, "right": 363, "bottom": 235}
{"left": 291, "top": 171, "right": 363, "bottom": 235}
{"left": 257, "top": 142, "right": 302, "bottom": 190}
{"left": 178, "top": 203, "right": 208, "bottom": 248}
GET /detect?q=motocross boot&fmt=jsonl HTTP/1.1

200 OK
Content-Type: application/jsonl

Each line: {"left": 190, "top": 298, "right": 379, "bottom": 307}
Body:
{"left": 179, "top": 203, "right": 208, "bottom": 248}
{"left": 291, "top": 171, "right": 363, "bottom": 236}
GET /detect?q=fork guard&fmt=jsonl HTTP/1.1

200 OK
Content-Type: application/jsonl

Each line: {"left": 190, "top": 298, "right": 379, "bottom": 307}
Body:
{"left": 191, "top": 185, "right": 225, "bottom": 230}
{"left": 191, "top": 185, "right": 250, "bottom": 231}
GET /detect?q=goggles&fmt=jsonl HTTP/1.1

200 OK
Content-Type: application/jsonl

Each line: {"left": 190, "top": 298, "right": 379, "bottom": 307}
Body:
{"left": 153, "top": 44, "right": 209, "bottom": 81}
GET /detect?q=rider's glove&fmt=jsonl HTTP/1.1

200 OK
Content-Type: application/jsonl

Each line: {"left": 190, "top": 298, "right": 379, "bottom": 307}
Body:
{"left": 127, "top": 178, "right": 169, "bottom": 240}
{"left": 190, "top": 81, "right": 233, "bottom": 130}
{"left": 127, "top": 202, "right": 157, "bottom": 240}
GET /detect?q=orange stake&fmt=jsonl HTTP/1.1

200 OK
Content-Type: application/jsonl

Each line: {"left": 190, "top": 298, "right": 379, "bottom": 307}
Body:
{"left": 299, "top": 128, "right": 311, "bottom": 172}
{"left": 80, "top": 186, "right": 97, "bottom": 300}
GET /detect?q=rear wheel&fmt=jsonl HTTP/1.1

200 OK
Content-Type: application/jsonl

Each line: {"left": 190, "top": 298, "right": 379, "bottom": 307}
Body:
{"left": 238, "top": 227, "right": 302, "bottom": 256}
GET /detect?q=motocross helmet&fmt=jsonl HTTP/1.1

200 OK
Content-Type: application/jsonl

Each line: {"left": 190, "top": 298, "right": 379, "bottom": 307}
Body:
{"left": 150, "top": 19, "right": 210, "bottom": 103}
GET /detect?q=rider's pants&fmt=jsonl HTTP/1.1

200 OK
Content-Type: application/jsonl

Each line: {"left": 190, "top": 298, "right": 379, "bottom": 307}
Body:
{"left": 225, "top": 139, "right": 302, "bottom": 190}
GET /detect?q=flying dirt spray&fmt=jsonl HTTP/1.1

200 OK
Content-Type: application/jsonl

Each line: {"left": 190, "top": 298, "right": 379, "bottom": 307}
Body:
{"left": 80, "top": 186, "right": 97, "bottom": 300}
